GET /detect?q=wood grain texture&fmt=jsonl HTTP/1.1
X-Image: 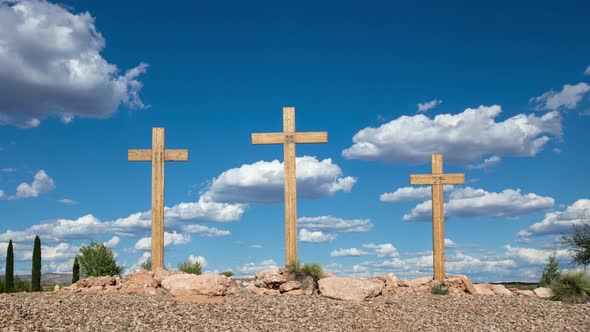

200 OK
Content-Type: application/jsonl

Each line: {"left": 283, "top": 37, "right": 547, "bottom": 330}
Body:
{"left": 251, "top": 132, "right": 328, "bottom": 145}
{"left": 251, "top": 107, "right": 328, "bottom": 266}
{"left": 431, "top": 154, "right": 445, "bottom": 281}
{"left": 129, "top": 149, "right": 188, "bottom": 161}
{"left": 128, "top": 128, "right": 189, "bottom": 271}
{"left": 151, "top": 128, "right": 165, "bottom": 271}
{"left": 410, "top": 173, "right": 465, "bottom": 185}
{"left": 409, "top": 154, "right": 466, "bottom": 281}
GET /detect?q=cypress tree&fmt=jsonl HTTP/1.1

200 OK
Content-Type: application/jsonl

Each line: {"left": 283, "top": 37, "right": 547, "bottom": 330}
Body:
{"left": 72, "top": 257, "right": 80, "bottom": 283}
{"left": 5, "top": 240, "right": 14, "bottom": 293}
{"left": 32, "top": 235, "right": 42, "bottom": 291}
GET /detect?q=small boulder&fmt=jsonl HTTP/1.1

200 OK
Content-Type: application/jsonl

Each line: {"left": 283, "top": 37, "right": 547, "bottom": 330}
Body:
{"left": 284, "top": 289, "right": 304, "bottom": 295}
{"left": 443, "top": 278, "right": 466, "bottom": 295}
{"left": 533, "top": 287, "right": 554, "bottom": 299}
{"left": 161, "top": 274, "right": 233, "bottom": 297}
{"left": 280, "top": 281, "right": 301, "bottom": 293}
{"left": 397, "top": 279, "right": 411, "bottom": 287}
{"left": 490, "top": 284, "right": 513, "bottom": 296}
{"left": 255, "top": 268, "right": 288, "bottom": 288}
{"left": 410, "top": 277, "right": 433, "bottom": 288}
{"left": 451, "top": 274, "right": 477, "bottom": 295}
{"left": 319, "top": 277, "right": 382, "bottom": 301}
{"left": 473, "top": 284, "right": 495, "bottom": 295}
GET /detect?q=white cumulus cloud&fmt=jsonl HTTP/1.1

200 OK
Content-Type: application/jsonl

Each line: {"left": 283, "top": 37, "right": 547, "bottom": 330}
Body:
{"left": 518, "top": 199, "right": 590, "bottom": 238}
{"left": 467, "top": 155, "right": 501, "bottom": 170}
{"left": 204, "top": 156, "right": 356, "bottom": 204}
{"left": 342, "top": 105, "right": 561, "bottom": 165}
{"left": 0, "top": 0, "right": 147, "bottom": 127}
{"left": 182, "top": 224, "right": 230, "bottom": 237}
{"left": 380, "top": 185, "right": 454, "bottom": 203}
{"left": 7, "top": 170, "right": 55, "bottom": 199}
{"left": 104, "top": 236, "right": 120, "bottom": 248}
{"left": 362, "top": 243, "right": 399, "bottom": 258}
{"left": 134, "top": 232, "right": 190, "bottom": 251}
{"left": 404, "top": 187, "right": 554, "bottom": 221}
{"left": 531, "top": 82, "right": 590, "bottom": 112}
{"left": 330, "top": 248, "right": 369, "bottom": 257}
{"left": 298, "top": 229, "right": 336, "bottom": 243}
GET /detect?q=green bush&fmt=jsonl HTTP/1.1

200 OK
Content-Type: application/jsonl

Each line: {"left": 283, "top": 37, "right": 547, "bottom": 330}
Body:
{"left": 77, "top": 242, "right": 123, "bottom": 277}
{"left": 178, "top": 259, "right": 202, "bottom": 275}
{"left": 539, "top": 253, "right": 560, "bottom": 287}
{"left": 286, "top": 259, "right": 302, "bottom": 274}
{"left": 219, "top": 271, "right": 235, "bottom": 277}
{"left": 302, "top": 263, "right": 324, "bottom": 281}
{"left": 431, "top": 284, "right": 449, "bottom": 295}
{"left": 550, "top": 270, "right": 590, "bottom": 304}
{"left": 140, "top": 259, "right": 152, "bottom": 271}
{"left": 32, "top": 235, "right": 42, "bottom": 292}
{"left": 561, "top": 221, "right": 590, "bottom": 269}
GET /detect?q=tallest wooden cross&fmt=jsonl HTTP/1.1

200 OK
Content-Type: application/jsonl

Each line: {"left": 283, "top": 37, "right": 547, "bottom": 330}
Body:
{"left": 128, "top": 128, "right": 189, "bottom": 270}
{"left": 252, "top": 107, "right": 328, "bottom": 266}
{"left": 410, "top": 154, "right": 464, "bottom": 281}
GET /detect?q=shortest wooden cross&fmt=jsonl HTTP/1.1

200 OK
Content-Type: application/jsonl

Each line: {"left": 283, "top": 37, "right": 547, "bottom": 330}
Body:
{"left": 128, "top": 128, "right": 188, "bottom": 271}
{"left": 410, "top": 154, "right": 464, "bottom": 281}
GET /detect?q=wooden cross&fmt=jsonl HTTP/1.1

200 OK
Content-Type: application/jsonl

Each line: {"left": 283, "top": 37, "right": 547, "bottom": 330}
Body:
{"left": 409, "top": 154, "right": 464, "bottom": 281}
{"left": 252, "top": 107, "right": 328, "bottom": 266}
{"left": 128, "top": 128, "right": 189, "bottom": 271}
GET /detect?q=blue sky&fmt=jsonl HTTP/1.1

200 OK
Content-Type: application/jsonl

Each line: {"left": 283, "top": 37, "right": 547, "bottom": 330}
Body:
{"left": 1, "top": 0, "right": 589, "bottom": 282}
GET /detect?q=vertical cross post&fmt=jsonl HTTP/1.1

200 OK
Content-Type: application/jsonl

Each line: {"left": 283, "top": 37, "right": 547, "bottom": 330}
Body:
{"left": 283, "top": 108, "right": 297, "bottom": 264}
{"left": 252, "top": 107, "right": 328, "bottom": 266}
{"left": 409, "top": 154, "right": 465, "bottom": 281}
{"left": 128, "top": 128, "right": 189, "bottom": 270}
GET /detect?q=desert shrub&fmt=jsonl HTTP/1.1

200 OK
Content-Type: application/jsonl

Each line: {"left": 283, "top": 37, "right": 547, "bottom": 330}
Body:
{"left": 302, "top": 263, "right": 324, "bottom": 281}
{"left": 32, "top": 235, "right": 42, "bottom": 291}
{"left": 539, "top": 253, "right": 560, "bottom": 287}
{"left": 561, "top": 220, "right": 590, "bottom": 269}
{"left": 286, "top": 259, "right": 302, "bottom": 275}
{"left": 549, "top": 270, "right": 590, "bottom": 304}
{"left": 178, "top": 259, "right": 202, "bottom": 275}
{"left": 219, "top": 271, "right": 234, "bottom": 277}
{"left": 431, "top": 284, "right": 449, "bottom": 295}
{"left": 77, "top": 242, "right": 123, "bottom": 277}
{"left": 140, "top": 259, "right": 152, "bottom": 271}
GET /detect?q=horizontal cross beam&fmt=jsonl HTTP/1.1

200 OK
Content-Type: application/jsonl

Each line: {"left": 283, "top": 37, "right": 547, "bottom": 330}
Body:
{"left": 251, "top": 132, "right": 328, "bottom": 145}
{"left": 410, "top": 173, "right": 465, "bottom": 185}
{"left": 128, "top": 149, "right": 189, "bottom": 162}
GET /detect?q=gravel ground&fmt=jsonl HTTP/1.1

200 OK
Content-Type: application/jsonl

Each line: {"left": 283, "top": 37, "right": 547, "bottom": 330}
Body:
{"left": 0, "top": 291, "right": 589, "bottom": 331}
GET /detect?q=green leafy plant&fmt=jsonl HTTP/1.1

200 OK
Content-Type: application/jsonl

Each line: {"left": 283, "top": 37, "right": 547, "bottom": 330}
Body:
{"left": 539, "top": 253, "right": 561, "bottom": 287}
{"left": 178, "top": 259, "right": 202, "bottom": 275}
{"left": 32, "top": 235, "right": 42, "bottom": 291}
{"left": 72, "top": 257, "right": 80, "bottom": 283}
{"left": 431, "top": 284, "right": 449, "bottom": 295}
{"left": 549, "top": 270, "right": 590, "bottom": 304}
{"left": 561, "top": 220, "right": 590, "bottom": 269}
{"left": 140, "top": 259, "right": 152, "bottom": 271}
{"left": 219, "top": 271, "right": 235, "bottom": 277}
{"left": 4, "top": 240, "right": 14, "bottom": 293}
{"left": 302, "top": 263, "right": 325, "bottom": 281}
{"left": 77, "top": 242, "right": 123, "bottom": 277}
{"left": 286, "top": 259, "right": 303, "bottom": 275}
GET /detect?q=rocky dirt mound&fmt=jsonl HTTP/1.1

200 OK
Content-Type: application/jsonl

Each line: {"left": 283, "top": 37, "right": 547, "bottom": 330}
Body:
{"left": 63, "top": 268, "right": 555, "bottom": 302}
